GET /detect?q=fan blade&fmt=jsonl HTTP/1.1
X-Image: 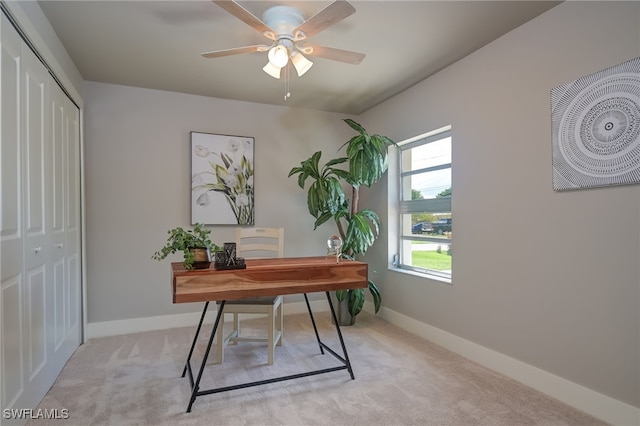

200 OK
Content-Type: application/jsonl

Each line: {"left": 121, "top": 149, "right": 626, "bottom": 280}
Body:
{"left": 202, "top": 45, "right": 270, "bottom": 59}
{"left": 212, "top": 1, "right": 276, "bottom": 40}
{"left": 301, "top": 44, "right": 365, "bottom": 65}
{"left": 293, "top": 0, "right": 355, "bottom": 39}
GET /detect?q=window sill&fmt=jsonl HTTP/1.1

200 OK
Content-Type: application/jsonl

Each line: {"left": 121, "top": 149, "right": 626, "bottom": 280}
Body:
{"left": 388, "top": 266, "right": 452, "bottom": 285}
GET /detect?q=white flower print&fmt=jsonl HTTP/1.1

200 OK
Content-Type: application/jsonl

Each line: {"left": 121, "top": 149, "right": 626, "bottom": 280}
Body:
{"left": 195, "top": 145, "right": 210, "bottom": 157}
{"left": 236, "top": 194, "right": 249, "bottom": 207}
{"left": 192, "top": 135, "right": 254, "bottom": 224}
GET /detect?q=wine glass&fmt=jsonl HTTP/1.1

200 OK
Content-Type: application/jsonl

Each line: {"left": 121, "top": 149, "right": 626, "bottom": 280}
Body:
{"left": 327, "top": 235, "right": 343, "bottom": 263}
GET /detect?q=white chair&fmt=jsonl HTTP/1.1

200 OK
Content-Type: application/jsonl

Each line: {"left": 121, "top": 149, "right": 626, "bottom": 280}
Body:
{"left": 216, "top": 227, "right": 284, "bottom": 365}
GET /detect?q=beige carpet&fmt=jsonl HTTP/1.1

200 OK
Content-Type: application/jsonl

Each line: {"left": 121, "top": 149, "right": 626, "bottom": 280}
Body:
{"left": 29, "top": 311, "right": 606, "bottom": 426}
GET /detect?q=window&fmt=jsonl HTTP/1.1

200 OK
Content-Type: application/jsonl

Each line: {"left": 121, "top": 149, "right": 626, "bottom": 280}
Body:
{"left": 396, "top": 126, "right": 452, "bottom": 281}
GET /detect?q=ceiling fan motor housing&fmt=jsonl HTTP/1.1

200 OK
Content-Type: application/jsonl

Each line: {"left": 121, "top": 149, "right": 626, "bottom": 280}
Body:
{"left": 262, "top": 6, "right": 306, "bottom": 42}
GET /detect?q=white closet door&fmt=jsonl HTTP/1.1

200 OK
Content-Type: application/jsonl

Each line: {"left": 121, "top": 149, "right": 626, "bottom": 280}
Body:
{"left": 17, "top": 29, "right": 54, "bottom": 411}
{"left": 1, "top": 11, "right": 25, "bottom": 412}
{"left": 49, "top": 82, "right": 81, "bottom": 374}
{"left": 1, "top": 12, "right": 82, "bottom": 418}
{"left": 63, "top": 91, "right": 81, "bottom": 353}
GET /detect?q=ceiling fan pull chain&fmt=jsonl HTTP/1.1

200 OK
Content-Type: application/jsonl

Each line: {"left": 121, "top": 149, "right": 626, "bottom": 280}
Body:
{"left": 285, "top": 64, "right": 291, "bottom": 100}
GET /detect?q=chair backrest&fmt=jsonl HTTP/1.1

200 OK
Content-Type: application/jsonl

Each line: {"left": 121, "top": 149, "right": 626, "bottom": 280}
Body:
{"left": 235, "top": 227, "right": 284, "bottom": 259}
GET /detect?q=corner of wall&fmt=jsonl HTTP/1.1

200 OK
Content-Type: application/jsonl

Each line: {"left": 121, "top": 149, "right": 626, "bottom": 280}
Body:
{"left": 3, "top": 0, "right": 84, "bottom": 105}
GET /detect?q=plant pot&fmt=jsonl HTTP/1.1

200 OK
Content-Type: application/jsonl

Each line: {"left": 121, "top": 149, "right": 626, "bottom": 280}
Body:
{"left": 331, "top": 293, "right": 356, "bottom": 326}
{"left": 189, "top": 247, "right": 211, "bottom": 269}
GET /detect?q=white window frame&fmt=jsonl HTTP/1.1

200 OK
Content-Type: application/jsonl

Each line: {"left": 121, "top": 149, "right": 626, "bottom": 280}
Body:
{"left": 393, "top": 125, "right": 452, "bottom": 282}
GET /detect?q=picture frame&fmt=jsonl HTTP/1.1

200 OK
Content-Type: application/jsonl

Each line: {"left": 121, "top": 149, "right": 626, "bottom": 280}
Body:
{"left": 191, "top": 131, "right": 255, "bottom": 225}
{"left": 551, "top": 56, "right": 640, "bottom": 191}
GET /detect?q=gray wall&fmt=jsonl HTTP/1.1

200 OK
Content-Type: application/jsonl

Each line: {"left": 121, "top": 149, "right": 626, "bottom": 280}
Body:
{"left": 83, "top": 82, "right": 354, "bottom": 322}
{"left": 359, "top": 1, "right": 640, "bottom": 409}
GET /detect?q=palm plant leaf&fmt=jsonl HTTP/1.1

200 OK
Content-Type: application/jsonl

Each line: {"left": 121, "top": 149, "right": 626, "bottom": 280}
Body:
{"left": 344, "top": 118, "right": 367, "bottom": 134}
{"left": 348, "top": 288, "right": 365, "bottom": 317}
{"left": 307, "top": 180, "right": 328, "bottom": 218}
{"left": 335, "top": 289, "right": 347, "bottom": 302}
{"left": 343, "top": 209, "right": 379, "bottom": 255}
{"left": 313, "top": 211, "right": 334, "bottom": 229}
{"left": 323, "top": 156, "right": 348, "bottom": 169}
{"left": 368, "top": 280, "right": 381, "bottom": 313}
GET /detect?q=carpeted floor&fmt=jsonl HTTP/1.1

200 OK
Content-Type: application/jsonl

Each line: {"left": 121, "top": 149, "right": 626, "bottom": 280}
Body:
{"left": 29, "top": 311, "right": 607, "bottom": 425}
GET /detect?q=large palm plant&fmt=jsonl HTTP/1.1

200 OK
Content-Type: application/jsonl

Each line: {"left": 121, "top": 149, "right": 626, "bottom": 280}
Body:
{"left": 288, "top": 119, "right": 396, "bottom": 320}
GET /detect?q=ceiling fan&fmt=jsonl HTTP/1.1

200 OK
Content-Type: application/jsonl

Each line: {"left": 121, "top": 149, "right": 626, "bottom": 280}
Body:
{"left": 202, "top": 0, "right": 365, "bottom": 79}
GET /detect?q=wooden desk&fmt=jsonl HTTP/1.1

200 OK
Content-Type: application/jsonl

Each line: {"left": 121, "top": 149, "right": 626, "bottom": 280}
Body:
{"left": 172, "top": 256, "right": 368, "bottom": 303}
{"left": 172, "top": 256, "right": 368, "bottom": 412}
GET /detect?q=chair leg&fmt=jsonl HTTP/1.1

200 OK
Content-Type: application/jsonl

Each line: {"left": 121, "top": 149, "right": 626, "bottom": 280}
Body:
{"left": 267, "top": 308, "right": 275, "bottom": 365}
{"left": 216, "top": 309, "right": 225, "bottom": 364}
{"left": 231, "top": 312, "right": 240, "bottom": 345}
{"left": 276, "top": 302, "right": 283, "bottom": 346}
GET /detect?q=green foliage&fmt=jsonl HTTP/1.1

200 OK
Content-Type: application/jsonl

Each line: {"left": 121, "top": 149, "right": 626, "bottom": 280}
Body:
{"left": 436, "top": 187, "right": 451, "bottom": 198}
{"left": 343, "top": 209, "right": 380, "bottom": 255}
{"left": 340, "top": 118, "right": 396, "bottom": 188}
{"left": 152, "top": 223, "right": 221, "bottom": 270}
{"left": 288, "top": 119, "right": 397, "bottom": 318}
{"left": 289, "top": 151, "right": 349, "bottom": 221}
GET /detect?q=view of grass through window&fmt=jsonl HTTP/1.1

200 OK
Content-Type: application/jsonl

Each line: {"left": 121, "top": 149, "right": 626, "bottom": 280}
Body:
{"left": 411, "top": 240, "right": 452, "bottom": 271}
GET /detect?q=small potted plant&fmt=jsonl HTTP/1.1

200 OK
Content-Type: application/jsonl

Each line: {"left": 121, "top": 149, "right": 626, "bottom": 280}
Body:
{"left": 152, "top": 223, "right": 221, "bottom": 270}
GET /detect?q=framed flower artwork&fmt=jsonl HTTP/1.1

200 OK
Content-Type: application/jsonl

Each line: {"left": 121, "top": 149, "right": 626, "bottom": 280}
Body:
{"left": 191, "top": 132, "right": 255, "bottom": 225}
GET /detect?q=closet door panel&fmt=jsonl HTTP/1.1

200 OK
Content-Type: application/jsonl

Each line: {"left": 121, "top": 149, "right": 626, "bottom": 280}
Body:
{"left": 23, "top": 45, "right": 48, "bottom": 258}
{"left": 65, "top": 95, "right": 80, "bottom": 338}
{"left": 53, "top": 258, "right": 65, "bottom": 349}
{"left": 51, "top": 93, "right": 65, "bottom": 234}
{"left": 1, "top": 12, "right": 25, "bottom": 409}
{"left": 50, "top": 83, "right": 80, "bottom": 363}
{"left": 23, "top": 46, "right": 48, "bottom": 383}
{"left": 50, "top": 85, "right": 66, "bottom": 350}
{"left": 0, "top": 13, "right": 21, "bottom": 251}
{"left": 26, "top": 265, "right": 46, "bottom": 378}
{"left": 15, "top": 38, "right": 54, "bottom": 411}
{"left": 1, "top": 277, "right": 23, "bottom": 408}
{"left": 66, "top": 255, "right": 80, "bottom": 334}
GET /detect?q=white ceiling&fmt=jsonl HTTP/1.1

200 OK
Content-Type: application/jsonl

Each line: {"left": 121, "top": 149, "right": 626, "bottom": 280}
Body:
{"left": 38, "top": 1, "right": 561, "bottom": 115}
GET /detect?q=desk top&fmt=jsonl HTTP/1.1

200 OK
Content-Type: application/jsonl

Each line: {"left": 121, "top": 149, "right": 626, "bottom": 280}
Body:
{"left": 172, "top": 256, "right": 368, "bottom": 303}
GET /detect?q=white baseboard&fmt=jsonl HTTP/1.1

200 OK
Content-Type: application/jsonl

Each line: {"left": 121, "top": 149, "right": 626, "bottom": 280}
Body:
{"left": 86, "top": 301, "right": 638, "bottom": 426}
{"left": 377, "top": 306, "right": 640, "bottom": 426}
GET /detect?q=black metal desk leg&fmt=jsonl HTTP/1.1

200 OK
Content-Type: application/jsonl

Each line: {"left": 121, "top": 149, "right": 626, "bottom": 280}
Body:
{"left": 325, "top": 292, "right": 355, "bottom": 380}
{"left": 186, "top": 300, "right": 226, "bottom": 413}
{"left": 182, "top": 301, "right": 209, "bottom": 378}
{"left": 303, "top": 293, "right": 324, "bottom": 354}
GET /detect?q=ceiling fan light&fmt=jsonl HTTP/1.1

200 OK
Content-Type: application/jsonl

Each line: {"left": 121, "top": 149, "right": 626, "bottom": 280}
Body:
{"left": 291, "top": 51, "right": 313, "bottom": 76}
{"left": 263, "top": 61, "right": 281, "bottom": 79}
{"left": 268, "top": 45, "right": 289, "bottom": 68}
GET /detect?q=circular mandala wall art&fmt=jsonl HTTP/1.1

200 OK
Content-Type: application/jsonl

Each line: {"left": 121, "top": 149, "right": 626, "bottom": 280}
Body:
{"left": 551, "top": 56, "right": 640, "bottom": 191}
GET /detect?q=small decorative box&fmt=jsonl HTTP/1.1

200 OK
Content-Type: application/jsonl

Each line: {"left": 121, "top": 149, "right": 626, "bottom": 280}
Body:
{"left": 213, "top": 244, "right": 247, "bottom": 270}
